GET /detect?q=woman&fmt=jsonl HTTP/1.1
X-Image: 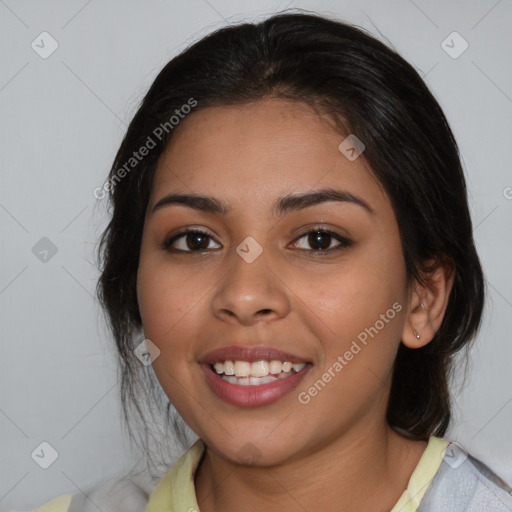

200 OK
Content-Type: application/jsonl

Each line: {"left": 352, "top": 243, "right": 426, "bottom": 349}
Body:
{"left": 29, "top": 11, "right": 512, "bottom": 512}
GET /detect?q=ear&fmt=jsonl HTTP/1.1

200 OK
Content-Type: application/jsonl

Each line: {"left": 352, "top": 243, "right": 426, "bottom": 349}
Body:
{"left": 402, "top": 257, "right": 455, "bottom": 349}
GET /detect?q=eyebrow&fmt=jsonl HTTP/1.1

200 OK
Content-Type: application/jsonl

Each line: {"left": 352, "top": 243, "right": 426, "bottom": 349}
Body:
{"left": 151, "top": 187, "right": 374, "bottom": 217}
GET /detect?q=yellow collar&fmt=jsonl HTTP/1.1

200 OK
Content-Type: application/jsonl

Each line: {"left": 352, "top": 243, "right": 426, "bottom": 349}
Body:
{"left": 145, "top": 439, "right": 205, "bottom": 511}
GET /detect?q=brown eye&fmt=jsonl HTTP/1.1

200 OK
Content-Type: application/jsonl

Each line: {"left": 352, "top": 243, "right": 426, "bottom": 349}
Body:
{"left": 162, "top": 229, "right": 221, "bottom": 252}
{"left": 291, "top": 229, "right": 353, "bottom": 252}
{"left": 308, "top": 231, "right": 332, "bottom": 250}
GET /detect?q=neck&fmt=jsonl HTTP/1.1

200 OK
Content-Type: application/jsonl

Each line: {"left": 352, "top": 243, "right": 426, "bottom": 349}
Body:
{"left": 194, "top": 420, "right": 427, "bottom": 512}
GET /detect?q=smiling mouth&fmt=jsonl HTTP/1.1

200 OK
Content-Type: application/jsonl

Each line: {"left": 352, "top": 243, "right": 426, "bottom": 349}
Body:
{"left": 210, "top": 359, "right": 307, "bottom": 386}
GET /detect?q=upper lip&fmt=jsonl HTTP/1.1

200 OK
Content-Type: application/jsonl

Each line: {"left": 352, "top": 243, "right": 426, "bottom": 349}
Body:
{"left": 198, "top": 346, "right": 310, "bottom": 365}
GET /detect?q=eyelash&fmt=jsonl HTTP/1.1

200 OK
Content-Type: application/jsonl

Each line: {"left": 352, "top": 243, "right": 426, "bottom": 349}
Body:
{"left": 161, "top": 226, "right": 353, "bottom": 254}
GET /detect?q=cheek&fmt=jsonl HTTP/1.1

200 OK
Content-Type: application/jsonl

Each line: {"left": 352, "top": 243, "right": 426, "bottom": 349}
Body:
{"left": 306, "top": 254, "right": 406, "bottom": 361}
{"left": 310, "top": 264, "right": 401, "bottom": 322}
{"left": 136, "top": 259, "right": 199, "bottom": 401}
{"left": 136, "top": 256, "right": 193, "bottom": 343}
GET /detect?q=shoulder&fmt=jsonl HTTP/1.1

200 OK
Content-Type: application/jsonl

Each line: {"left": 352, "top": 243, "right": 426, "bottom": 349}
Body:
{"left": 24, "top": 442, "right": 204, "bottom": 512}
{"left": 418, "top": 440, "right": 512, "bottom": 511}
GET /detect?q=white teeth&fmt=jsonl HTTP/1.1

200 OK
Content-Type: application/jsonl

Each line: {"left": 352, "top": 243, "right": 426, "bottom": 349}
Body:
{"left": 212, "top": 359, "right": 308, "bottom": 385}
{"left": 224, "top": 360, "right": 235, "bottom": 375}
{"left": 237, "top": 377, "right": 250, "bottom": 386}
{"left": 220, "top": 374, "right": 279, "bottom": 385}
{"left": 250, "top": 360, "right": 269, "bottom": 377}
{"left": 259, "top": 376, "right": 277, "bottom": 384}
{"left": 269, "top": 360, "right": 282, "bottom": 374}
{"left": 282, "top": 361, "right": 292, "bottom": 372}
{"left": 234, "top": 361, "right": 251, "bottom": 377}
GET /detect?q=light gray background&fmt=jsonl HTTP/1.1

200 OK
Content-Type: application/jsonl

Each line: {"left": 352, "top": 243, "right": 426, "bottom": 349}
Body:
{"left": 1, "top": 0, "right": 511, "bottom": 509}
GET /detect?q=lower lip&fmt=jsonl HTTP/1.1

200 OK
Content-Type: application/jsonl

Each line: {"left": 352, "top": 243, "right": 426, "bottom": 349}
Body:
{"left": 201, "top": 363, "right": 311, "bottom": 407}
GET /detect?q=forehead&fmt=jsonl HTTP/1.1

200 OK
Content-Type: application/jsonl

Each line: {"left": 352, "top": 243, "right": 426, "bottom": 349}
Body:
{"left": 150, "top": 98, "right": 388, "bottom": 216}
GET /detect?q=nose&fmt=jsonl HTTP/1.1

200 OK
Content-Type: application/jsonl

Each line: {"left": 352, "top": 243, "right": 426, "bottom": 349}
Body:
{"left": 211, "top": 248, "right": 291, "bottom": 326}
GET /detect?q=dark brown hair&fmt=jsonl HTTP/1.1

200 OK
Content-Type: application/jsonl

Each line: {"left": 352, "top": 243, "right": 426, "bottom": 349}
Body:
{"left": 96, "top": 10, "right": 485, "bottom": 466}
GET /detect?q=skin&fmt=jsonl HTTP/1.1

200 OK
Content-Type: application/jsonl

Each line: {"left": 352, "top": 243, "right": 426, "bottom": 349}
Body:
{"left": 136, "top": 97, "right": 454, "bottom": 511}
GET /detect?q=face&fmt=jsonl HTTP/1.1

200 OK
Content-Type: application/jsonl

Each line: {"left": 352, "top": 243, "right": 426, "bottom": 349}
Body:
{"left": 137, "top": 97, "right": 412, "bottom": 466}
